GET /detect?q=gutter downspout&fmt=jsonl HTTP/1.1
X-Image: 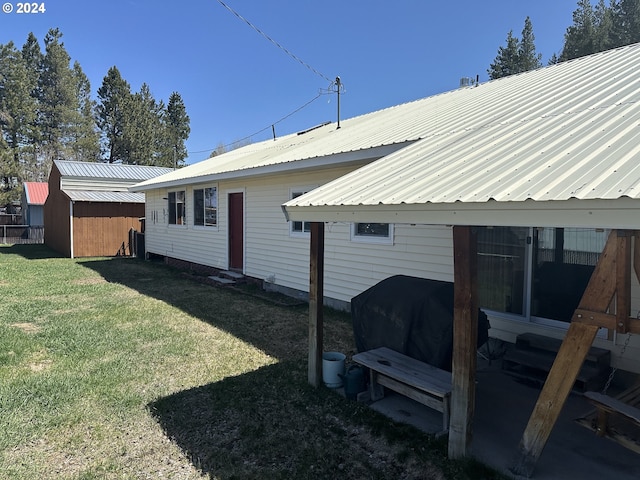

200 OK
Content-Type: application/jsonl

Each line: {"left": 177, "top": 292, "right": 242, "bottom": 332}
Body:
{"left": 69, "top": 200, "right": 74, "bottom": 259}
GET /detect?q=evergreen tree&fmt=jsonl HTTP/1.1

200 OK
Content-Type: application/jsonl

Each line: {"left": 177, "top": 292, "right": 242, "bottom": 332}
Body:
{"left": 164, "top": 92, "right": 190, "bottom": 168}
{"left": 21, "top": 33, "right": 42, "bottom": 95}
{"left": 610, "top": 0, "right": 640, "bottom": 47}
{"left": 518, "top": 17, "right": 543, "bottom": 72}
{"left": 96, "top": 66, "right": 132, "bottom": 163}
{"left": 593, "top": 0, "right": 615, "bottom": 51}
{"left": 19, "top": 33, "right": 43, "bottom": 180}
{"left": 561, "top": 0, "right": 597, "bottom": 60}
{"left": 37, "top": 28, "right": 86, "bottom": 176}
{"left": 488, "top": 30, "right": 520, "bottom": 79}
{"left": 70, "top": 62, "right": 100, "bottom": 162}
{"left": 488, "top": 18, "right": 542, "bottom": 79}
{"left": 124, "top": 83, "right": 163, "bottom": 165}
{"left": 0, "top": 105, "right": 19, "bottom": 206}
{"left": 0, "top": 42, "right": 36, "bottom": 167}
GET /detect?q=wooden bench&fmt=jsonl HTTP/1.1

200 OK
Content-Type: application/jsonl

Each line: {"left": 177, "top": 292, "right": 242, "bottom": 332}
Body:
{"left": 352, "top": 347, "right": 453, "bottom": 434}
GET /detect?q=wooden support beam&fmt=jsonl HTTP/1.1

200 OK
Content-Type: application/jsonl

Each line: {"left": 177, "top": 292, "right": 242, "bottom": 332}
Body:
{"left": 573, "top": 311, "right": 640, "bottom": 333}
{"left": 634, "top": 231, "right": 640, "bottom": 284}
{"left": 308, "top": 222, "right": 325, "bottom": 387}
{"left": 616, "top": 231, "right": 631, "bottom": 334}
{"left": 512, "top": 229, "right": 623, "bottom": 477}
{"left": 448, "top": 226, "right": 478, "bottom": 459}
{"left": 572, "top": 310, "right": 617, "bottom": 329}
{"left": 511, "top": 322, "right": 599, "bottom": 477}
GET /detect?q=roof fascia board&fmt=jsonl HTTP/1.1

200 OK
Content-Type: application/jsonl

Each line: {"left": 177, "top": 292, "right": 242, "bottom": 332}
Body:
{"left": 282, "top": 198, "right": 640, "bottom": 230}
{"left": 130, "top": 142, "right": 413, "bottom": 192}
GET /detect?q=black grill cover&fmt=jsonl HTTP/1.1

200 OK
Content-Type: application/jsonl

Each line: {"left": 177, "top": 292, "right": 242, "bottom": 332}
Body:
{"left": 351, "top": 275, "right": 489, "bottom": 371}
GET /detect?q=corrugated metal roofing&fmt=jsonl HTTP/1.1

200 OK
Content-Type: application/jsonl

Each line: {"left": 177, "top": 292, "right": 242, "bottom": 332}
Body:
{"left": 282, "top": 44, "right": 640, "bottom": 225}
{"left": 23, "top": 182, "right": 48, "bottom": 205}
{"left": 63, "top": 190, "right": 145, "bottom": 203}
{"left": 134, "top": 44, "right": 640, "bottom": 197}
{"left": 55, "top": 160, "right": 173, "bottom": 182}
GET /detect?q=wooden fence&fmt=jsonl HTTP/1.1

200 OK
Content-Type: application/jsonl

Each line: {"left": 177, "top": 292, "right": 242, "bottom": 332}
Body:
{"left": 1, "top": 225, "right": 44, "bottom": 245}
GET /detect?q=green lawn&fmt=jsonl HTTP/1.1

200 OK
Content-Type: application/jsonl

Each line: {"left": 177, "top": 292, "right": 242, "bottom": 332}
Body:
{"left": 0, "top": 244, "right": 503, "bottom": 479}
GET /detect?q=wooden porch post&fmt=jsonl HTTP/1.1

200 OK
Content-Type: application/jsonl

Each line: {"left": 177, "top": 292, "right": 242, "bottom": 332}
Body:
{"left": 448, "top": 226, "right": 478, "bottom": 458}
{"left": 308, "top": 222, "right": 325, "bottom": 387}
{"left": 511, "top": 230, "right": 627, "bottom": 477}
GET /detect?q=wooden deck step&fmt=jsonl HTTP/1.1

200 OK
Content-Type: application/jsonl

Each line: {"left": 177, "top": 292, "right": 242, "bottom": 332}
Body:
{"left": 515, "top": 332, "right": 611, "bottom": 367}
{"left": 503, "top": 333, "right": 610, "bottom": 392}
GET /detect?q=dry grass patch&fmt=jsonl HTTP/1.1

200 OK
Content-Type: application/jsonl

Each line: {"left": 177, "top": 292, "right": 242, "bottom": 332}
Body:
{"left": 10, "top": 322, "right": 40, "bottom": 334}
{"left": 72, "top": 277, "right": 107, "bottom": 286}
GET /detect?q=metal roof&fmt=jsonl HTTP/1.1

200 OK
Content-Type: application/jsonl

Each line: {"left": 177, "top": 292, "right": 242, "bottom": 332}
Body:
{"left": 23, "top": 182, "right": 48, "bottom": 205}
{"left": 283, "top": 44, "right": 640, "bottom": 229}
{"left": 55, "top": 160, "right": 173, "bottom": 182}
{"left": 62, "top": 190, "right": 145, "bottom": 203}
{"left": 134, "top": 44, "right": 640, "bottom": 197}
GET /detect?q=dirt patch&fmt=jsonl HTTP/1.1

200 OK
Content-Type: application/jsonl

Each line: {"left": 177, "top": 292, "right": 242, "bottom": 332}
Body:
{"left": 29, "top": 359, "right": 53, "bottom": 372}
{"left": 11, "top": 322, "right": 41, "bottom": 334}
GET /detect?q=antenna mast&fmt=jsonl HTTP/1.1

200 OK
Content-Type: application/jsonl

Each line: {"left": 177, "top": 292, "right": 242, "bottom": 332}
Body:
{"left": 336, "top": 77, "right": 341, "bottom": 129}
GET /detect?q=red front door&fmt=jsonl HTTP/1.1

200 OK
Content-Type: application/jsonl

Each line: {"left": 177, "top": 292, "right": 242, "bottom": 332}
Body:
{"left": 228, "top": 192, "right": 244, "bottom": 271}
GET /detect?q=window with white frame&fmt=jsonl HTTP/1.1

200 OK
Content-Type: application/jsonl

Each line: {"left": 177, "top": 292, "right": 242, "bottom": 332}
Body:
{"left": 168, "top": 191, "right": 185, "bottom": 225}
{"left": 350, "top": 223, "right": 394, "bottom": 244}
{"left": 290, "top": 190, "right": 311, "bottom": 236}
{"left": 477, "top": 226, "right": 608, "bottom": 325}
{"left": 193, "top": 186, "right": 217, "bottom": 227}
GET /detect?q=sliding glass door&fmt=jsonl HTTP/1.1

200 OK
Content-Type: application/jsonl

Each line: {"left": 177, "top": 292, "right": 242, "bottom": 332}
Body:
{"left": 478, "top": 226, "right": 608, "bottom": 328}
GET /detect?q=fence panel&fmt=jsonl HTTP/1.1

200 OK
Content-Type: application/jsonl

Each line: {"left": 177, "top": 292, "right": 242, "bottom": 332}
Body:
{"left": 1, "top": 225, "right": 44, "bottom": 245}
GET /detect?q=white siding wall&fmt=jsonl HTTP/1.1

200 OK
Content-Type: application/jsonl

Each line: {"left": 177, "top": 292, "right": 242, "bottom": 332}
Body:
{"left": 143, "top": 173, "right": 640, "bottom": 373}
{"left": 145, "top": 184, "right": 229, "bottom": 268}
{"left": 144, "top": 167, "right": 455, "bottom": 299}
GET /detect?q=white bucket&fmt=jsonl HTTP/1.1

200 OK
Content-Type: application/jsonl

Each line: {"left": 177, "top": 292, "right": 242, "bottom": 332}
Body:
{"left": 322, "top": 351, "right": 346, "bottom": 388}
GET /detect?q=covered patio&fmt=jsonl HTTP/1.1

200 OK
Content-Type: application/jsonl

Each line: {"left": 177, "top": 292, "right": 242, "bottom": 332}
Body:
{"left": 367, "top": 350, "right": 640, "bottom": 479}
{"left": 282, "top": 44, "right": 640, "bottom": 477}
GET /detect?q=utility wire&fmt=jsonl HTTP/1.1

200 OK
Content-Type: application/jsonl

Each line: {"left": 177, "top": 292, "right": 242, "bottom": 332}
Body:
{"left": 215, "top": 0, "right": 332, "bottom": 83}
{"left": 187, "top": 92, "right": 326, "bottom": 156}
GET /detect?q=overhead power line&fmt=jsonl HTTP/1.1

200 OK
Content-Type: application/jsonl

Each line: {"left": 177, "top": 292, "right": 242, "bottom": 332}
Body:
{"left": 215, "top": 0, "right": 332, "bottom": 83}
{"left": 187, "top": 92, "right": 326, "bottom": 156}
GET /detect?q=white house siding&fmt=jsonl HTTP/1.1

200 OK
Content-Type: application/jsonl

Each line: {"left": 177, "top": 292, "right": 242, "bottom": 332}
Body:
{"left": 144, "top": 177, "right": 640, "bottom": 373}
{"left": 144, "top": 186, "right": 228, "bottom": 269}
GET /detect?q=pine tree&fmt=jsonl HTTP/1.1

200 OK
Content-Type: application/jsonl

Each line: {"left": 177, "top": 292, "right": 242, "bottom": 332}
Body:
{"left": 0, "top": 42, "right": 36, "bottom": 164}
{"left": 37, "top": 28, "right": 86, "bottom": 176}
{"left": 19, "top": 33, "right": 43, "bottom": 180}
{"left": 70, "top": 62, "right": 100, "bottom": 162}
{"left": 593, "top": 0, "right": 615, "bottom": 52}
{"left": 164, "top": 92, "right": 190, "bottom": 168}
{"left": 518, "top": 17, "right": 543, "bottom": 72}
{"left": 561, "top": 0, "right": 597, "bottom": 61}
{"left": 488, "top": 17, "right": 543, "bottom": 80}
{"left": 610, "top": 0, "right": 640, "bottom": 47}
{"left": 488, "top": 31, "right": 521, "bottom": 79}
{"left": 96, "top": 66, "right": 132, "bottom": 163}
{"left": 124, "top": 83, "right": 163, "bottom": 165}
{"left": 0, "top": 41, "right": 37, "bottom": 199}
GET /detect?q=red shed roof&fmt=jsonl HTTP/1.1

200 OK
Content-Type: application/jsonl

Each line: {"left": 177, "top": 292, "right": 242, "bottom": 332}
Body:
{"left": 24, "top": 182, "right": 49, "bottom": 205}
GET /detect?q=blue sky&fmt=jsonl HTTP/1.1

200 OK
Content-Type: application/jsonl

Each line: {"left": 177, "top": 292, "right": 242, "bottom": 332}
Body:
{"left": 0, "top": 0, "right": 580, "bottom": 164}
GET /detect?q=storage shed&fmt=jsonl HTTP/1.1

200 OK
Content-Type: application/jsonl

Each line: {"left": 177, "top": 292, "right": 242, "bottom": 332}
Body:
{"left": 44, "top": 160, "right": 172, "bottom": 258}
{"left": 21, "top": 182, "right": 48, "bottom": 227}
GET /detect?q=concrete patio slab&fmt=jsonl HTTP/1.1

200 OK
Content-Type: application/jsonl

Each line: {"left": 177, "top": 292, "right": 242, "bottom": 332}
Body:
{"left": 363, "top": 357, "right": 640, "bottom": 479}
